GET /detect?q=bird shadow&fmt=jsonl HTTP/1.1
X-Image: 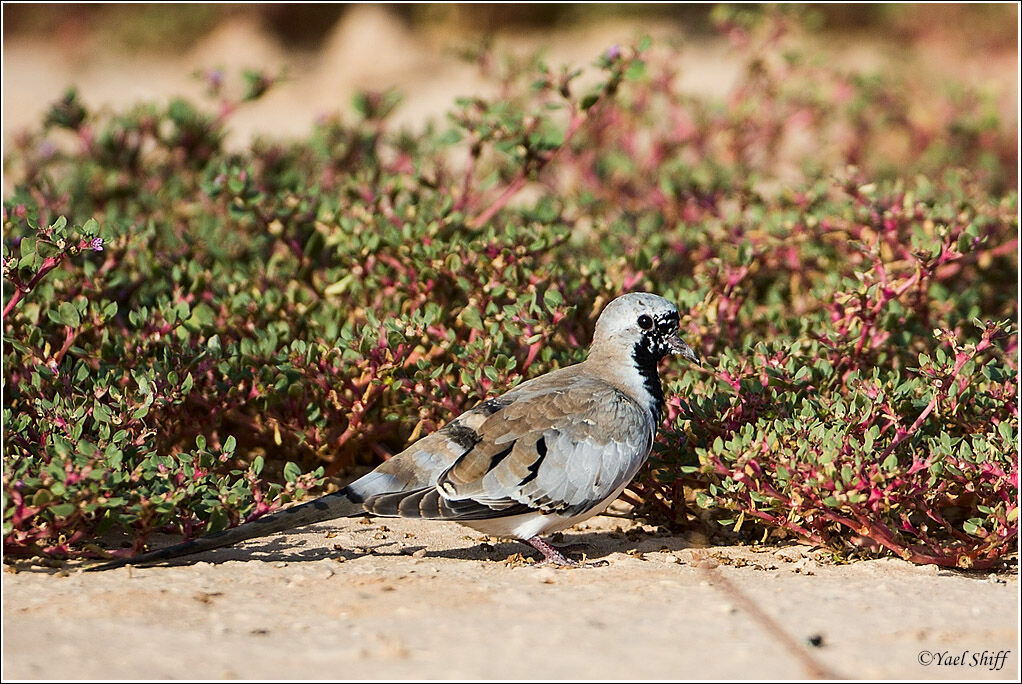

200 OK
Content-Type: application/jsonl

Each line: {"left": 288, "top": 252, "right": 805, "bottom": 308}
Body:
{"left": 81, "top": 521, "right": 703, "bottom": 569}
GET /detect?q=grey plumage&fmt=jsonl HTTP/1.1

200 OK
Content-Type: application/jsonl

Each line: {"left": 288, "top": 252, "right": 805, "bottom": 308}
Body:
{"left": 89, "top": 292, "right": 698, "bottom": 570}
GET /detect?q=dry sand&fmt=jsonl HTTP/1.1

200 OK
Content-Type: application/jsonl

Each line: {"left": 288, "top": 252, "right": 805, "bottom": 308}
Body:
{"left": 3, "top": 514, "right": 1017, "bottom": 680}
{"left": 4, "top": 6, "right": 1016, "bottom": 152}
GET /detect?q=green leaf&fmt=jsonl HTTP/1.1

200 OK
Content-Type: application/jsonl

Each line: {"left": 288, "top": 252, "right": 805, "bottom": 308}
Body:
{"left": 207, "top": 508, "right": 229, "bottom": 533}
{"left": 93, "top": 401, "right": 112, "bottom": 424}
{"left": 283, "top": 461, "right": 301, "bottom": 483}
{"left": 50, "top": 503, "right": 75, "bottom": 517}
{"left": 543, "top": 288, "right": 562, "bottom": 310}
{"left": 58, "top": 301, "right": 80, "bottom": 328}
{"left": 625, "top": 59, "right": 646, "bottom": 81}
{"left": 996, "top": 421, "right": 1014, "bottom": 442}
{"left": 191, "top": 303, "right": 215, "bottom": 326}
{"left": 461, "top": 306, "right": 483, "bottom": 330}
{"left": 32, "top": 490, "right": 54, "bottom": 506}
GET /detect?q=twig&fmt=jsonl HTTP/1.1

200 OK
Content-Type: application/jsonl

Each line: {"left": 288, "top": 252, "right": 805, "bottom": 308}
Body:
{"left": 700, "top": 564, "right": 842, "bottom": 679}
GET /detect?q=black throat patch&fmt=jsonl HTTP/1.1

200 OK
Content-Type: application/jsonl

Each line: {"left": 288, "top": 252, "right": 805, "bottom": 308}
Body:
{"left": 632, "top": 336, "right": 666, "bottom": 425}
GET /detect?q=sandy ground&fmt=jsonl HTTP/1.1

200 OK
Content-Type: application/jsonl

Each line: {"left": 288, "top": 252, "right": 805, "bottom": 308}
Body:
{"left": 4, "top": 6, "right": 1016, "bottom": 152}
{"left": 2, "top": 513, "right": 1017, "bottom": 680}
{"left": 1, "top": 7, "right": 737, "bottom": 152}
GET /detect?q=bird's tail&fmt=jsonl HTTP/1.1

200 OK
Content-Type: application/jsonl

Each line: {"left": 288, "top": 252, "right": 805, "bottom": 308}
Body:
{"left": 87, "top": 488, "right": 366, "bottom": 571}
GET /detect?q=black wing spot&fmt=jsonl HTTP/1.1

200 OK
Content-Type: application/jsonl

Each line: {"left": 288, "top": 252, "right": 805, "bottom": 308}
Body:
{"left": 517, "top": 437, "right": 546, "bottom": 486}
{"left": 443, "top": 423, "right": 482, "bottom": 451}
{"left": 487, "top": 444, "right": 515, "bottom": 474}
{"left": 475, "top": 398, "right": 510, "bottom": 416}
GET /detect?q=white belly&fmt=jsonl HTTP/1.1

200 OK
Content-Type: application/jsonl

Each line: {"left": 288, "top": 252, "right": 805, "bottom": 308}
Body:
{"left": 457, "top": 480, "right": 631, "bottom": 540}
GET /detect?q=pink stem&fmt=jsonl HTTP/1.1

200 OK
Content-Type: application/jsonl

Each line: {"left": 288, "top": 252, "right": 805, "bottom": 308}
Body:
{"left": 3, "top": 238, "right": 94, "bottom": 319}
{"left": 468, "top": 101, "right": 592, "bottom": 229}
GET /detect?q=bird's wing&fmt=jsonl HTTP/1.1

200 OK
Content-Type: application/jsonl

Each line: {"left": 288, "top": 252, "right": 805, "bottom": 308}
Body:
{"left": 343, "top": 394, "right": 515, "bottom": 501}
{"left": 361, "top": 373, "right": 653, "bottom": 521}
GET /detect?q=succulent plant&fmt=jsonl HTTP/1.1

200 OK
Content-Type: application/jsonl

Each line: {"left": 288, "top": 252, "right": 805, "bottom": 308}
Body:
{"left": 3, "top": 14, "right": 1016, "bottom": 567}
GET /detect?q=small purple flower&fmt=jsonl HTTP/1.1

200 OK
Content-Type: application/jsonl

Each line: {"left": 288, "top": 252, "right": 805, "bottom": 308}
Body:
{"left": 604, "top": 44, "right": 621, "bottom": 61}
{"left": 207, "top": 68, "right": 224, "bottom": 89}
{"left": 90, "top": 237, "right": 104, "bottom": 252}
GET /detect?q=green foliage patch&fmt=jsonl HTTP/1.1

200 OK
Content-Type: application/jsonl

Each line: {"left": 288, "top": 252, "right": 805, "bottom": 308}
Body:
{"left": 4, "top": 13, "right": 1016, "bottom": 567}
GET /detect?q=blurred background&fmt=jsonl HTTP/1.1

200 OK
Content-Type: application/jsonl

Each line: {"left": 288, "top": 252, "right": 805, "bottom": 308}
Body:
{"left": 3, "top": 3, "right": 1018, "bottom": 150}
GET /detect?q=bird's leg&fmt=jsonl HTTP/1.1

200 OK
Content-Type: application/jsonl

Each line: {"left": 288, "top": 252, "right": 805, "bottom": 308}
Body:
{"left": 526, "top": 536, "right": 578, "bottom": 566}
{"left": 525, "top": 536, "right": 606, "bottom": 567}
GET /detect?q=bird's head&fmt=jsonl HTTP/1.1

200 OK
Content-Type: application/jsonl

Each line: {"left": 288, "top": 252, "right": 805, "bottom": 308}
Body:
{"left": 590, "top": 292, "right": 699, "bottom": 365}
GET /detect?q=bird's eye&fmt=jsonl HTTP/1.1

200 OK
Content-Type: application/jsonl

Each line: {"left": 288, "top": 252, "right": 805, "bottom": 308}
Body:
{"left": 637, "top": 314, "right": 653, "bottom": 330}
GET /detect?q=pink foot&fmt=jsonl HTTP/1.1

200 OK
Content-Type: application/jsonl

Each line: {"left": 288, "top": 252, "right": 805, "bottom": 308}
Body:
{"left": 525, "top": 536, "right": 607, "bottom": 568}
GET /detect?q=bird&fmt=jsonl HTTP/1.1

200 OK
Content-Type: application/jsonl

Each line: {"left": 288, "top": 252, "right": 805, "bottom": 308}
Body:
{"left": 89, "top": 292, "right": 699, "bottom": 570}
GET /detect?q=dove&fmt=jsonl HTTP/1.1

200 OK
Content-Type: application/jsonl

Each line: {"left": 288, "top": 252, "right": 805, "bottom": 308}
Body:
{"left": 89, "top": 292, "right": 698, "bottom": 570}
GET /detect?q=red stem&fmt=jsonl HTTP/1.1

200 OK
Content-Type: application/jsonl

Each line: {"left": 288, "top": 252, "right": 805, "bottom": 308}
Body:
{"left": 468, "top": 93, "right": 598, "bottom": 229}
{"left": 453, "top": 142, "right": 480, "bottom": 213}
{"left": 878, "top": 336, "right": 993, "bottom": 463}
{"left": 3, "top": 239, "right": 93, "bottom": 319}
{"left": 52, "top": 326, "right": 78, "bottom": 366}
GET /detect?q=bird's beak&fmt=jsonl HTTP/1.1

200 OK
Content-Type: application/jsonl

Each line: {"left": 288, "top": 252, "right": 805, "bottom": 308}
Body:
{"left": 667, "top": 333, "right": 701, "bottom": 365}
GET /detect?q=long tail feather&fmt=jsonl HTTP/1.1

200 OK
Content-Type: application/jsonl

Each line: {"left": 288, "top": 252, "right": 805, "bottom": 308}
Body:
{"left": 87, "top": 488, "right": 366, "bottom": 571}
